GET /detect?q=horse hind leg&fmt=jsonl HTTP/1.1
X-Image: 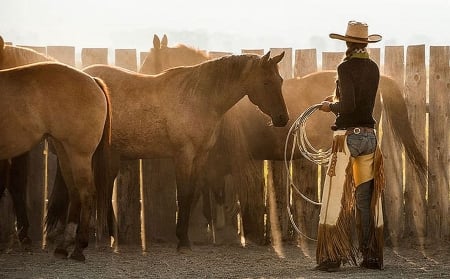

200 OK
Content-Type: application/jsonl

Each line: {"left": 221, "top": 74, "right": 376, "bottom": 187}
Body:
{"left": 9, "top": 153, "right": 32, "bottom": 249}
{"left": 65, "top": 152, "right": 96, "bottom": 262}
{"left": 49, "top": 143, "right": 77, "bottom": 259}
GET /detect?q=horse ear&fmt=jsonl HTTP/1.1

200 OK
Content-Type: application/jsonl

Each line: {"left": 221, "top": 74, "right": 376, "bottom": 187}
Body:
{"left": 270, "top": 51, "right": 285, "bottom": 64}
{"left": 0, "top": 36, "right": 4, "bottom": 52}
{"left": 261, "top": 51, "right": 271, "bottom": 63}
{"left": 153, "top": 34, "right": 161, "bottom": 50}
{"left": 161, "top": 34, "right": 168, "bottom": 49}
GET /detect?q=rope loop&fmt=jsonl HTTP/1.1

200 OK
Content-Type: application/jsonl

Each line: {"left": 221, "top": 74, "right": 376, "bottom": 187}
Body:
{"left": 284, "top": 103, "right": 333, "bottom": 241}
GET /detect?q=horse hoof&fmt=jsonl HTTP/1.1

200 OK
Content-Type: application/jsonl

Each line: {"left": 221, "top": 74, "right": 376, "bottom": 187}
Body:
{"left": 20, "top": 237, "right": 32, "bottom": 252}
{"left": 54, "top": 248, "right": 68, "bottom": 259}
{"left": 177, "top": 243, "right": 192, "bottom": 254}
{"left": 20, "top": 236, "right": 32, "bottom": 246}
{"left": 70, "top": 251, "right": 86, "bottom": 262}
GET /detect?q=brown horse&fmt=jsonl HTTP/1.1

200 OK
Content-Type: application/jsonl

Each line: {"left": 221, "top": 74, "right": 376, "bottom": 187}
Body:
{"left": 64, "top": 52, "right": 287, "bottom": 251}
{"left": 139, "top": 34, "right": 208, "bottom": 74}
{"left": 0, "top": 62, "right": 112, "bottom": 261}
{"left": 0, "top": 37, "right": 55, "bottom": 246}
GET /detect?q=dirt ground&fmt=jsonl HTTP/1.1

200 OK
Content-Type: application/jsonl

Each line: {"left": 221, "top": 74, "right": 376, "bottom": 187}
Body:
{"left": 1, "top": 239, "right": 450, "bottom": 279}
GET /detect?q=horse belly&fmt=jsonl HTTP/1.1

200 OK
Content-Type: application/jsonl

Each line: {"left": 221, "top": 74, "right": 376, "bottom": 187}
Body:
{"left": 112, "top": 127, "right": 173, "bottom": 160}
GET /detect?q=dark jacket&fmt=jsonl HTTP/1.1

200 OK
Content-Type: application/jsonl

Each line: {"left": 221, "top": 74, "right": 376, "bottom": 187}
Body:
{"left": 329, "top": 56, "right": 380, "bottom": 129}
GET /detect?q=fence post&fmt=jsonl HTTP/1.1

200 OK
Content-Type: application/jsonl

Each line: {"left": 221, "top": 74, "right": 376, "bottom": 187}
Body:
{"left": 47, "top": 46, "right": 75, "bottom": 67}
{"left": 428, "top": 45, "right": 450, "bottom": 239}
{"left": 321, "top": 52, "right": 343, "bottom": 70}
{"left": 81, "top": 48, "right": 108, "bottom": 68}
{"left": 292, "top": 48, "right": 319, "bottom": 251}
{"left": 294, "top": 49, "right": 317, "bottom": 78}
{"left": 404, "top": 45, "right": 427, "bottom": 241}
{"left": 382, "top": 46, "right": 405, "bottom": 246}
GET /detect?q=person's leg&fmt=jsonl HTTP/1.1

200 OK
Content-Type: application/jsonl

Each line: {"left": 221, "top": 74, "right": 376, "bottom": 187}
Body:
{"left": 355, "top": 181, "right": 373, "bottom": 247}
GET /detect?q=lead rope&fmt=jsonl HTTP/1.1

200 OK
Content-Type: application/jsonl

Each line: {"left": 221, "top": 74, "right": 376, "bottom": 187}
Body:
{"left": 284, "top": 104, "right": 332, "bottom": 241}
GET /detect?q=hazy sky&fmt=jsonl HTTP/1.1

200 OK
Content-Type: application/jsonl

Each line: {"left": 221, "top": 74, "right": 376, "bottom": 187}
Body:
{"left": 1, "top": 0, "right": 449, "bottom": 54}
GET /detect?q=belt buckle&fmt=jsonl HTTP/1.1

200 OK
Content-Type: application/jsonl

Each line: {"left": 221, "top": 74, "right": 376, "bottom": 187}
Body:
{"left": 353, "top": 127, "right": 361, "bottom": 134}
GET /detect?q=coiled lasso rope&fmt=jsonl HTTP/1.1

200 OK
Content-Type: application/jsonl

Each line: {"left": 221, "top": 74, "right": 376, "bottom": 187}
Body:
{"left": 284, "top": 103, "right": 332, "bottom": 241}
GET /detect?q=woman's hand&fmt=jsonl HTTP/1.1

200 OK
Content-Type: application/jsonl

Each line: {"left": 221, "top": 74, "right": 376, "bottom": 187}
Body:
{"left": 324, "top": 95, "right": 334, "bottom": 102}
{"left": 319, "top": 101, "right": 332, "bottom": 112}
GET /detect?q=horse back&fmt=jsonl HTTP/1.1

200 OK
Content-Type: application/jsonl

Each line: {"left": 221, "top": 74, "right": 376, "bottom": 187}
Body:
{"left": 0, "top": 62, "right": 108, "bottom": 158}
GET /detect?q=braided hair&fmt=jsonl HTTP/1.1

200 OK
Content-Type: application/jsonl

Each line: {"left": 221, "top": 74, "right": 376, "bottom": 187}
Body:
{"left": 344, "top": 42, "right": 368, "bottom": 61}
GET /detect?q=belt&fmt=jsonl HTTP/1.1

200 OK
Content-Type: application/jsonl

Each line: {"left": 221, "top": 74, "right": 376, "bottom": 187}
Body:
{"left": 344, "top": 127, "right": 374, "bottom": 135}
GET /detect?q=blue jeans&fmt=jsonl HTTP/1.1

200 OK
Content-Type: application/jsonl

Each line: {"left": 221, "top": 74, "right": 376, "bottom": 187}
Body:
{"left": 347, "top": 131, "right": 377, "bottom": 249}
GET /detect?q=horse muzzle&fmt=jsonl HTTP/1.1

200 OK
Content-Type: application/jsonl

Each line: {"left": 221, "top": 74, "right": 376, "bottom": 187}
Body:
{"left": 272, "top": 113, "right": 289, "bottom": 127}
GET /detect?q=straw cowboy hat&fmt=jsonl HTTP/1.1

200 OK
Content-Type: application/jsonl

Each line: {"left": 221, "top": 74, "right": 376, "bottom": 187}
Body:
{"left": 329, "top": 21, "right": 382, "bottom": 43}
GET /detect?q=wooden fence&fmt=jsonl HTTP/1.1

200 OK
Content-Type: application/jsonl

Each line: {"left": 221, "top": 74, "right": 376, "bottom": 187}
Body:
{"left": 0, "top": 42, "right": 448, "bottom": 250}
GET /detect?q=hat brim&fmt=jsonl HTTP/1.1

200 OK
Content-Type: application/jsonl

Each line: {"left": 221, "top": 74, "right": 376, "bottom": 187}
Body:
{"left": 329, "top": 33, "right": 382, "bottom": 43}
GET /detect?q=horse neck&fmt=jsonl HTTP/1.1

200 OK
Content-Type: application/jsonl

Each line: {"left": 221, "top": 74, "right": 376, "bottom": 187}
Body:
{"left": 193, "top": 56, "right": 251, "bottom": 116}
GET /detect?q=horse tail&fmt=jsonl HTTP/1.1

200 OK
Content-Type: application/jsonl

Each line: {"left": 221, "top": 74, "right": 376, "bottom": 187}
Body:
{"left": 45, "top": 166, "right": 68, "bottom": 233}
{"left": 92, "top": 77, "right": 113, "bottom": 237}
{"left": 0, "top": 159, "right": 11, "bottom": 199}
{"left": 379, "top": 77, "right": 428, "bottom": 186}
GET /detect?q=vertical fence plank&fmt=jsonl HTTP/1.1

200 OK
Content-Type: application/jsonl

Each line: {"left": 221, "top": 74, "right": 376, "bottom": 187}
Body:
{"left": 294, "top": 49, "right": 317, "bottom": 78}
{"left": 46, "top": 46, "right": 75, "bottom": 67}
{"left": 382, "top": 46, "right": 405, "bottom": 246}
{"left": 321, "top": 52, "right": 343, "bottom": 70}
{"left": 368, "top": 48, "right": 381, "bottom": 67}
{"left": 115, "top": 160, "right": 141, "bottom": 246}
{"left": 115, "top": 49, "right": 137, "bottom": 71}
{"left": 270, "top": 48, "right": 292, "bottom": 79}
{"left": 139, "top": 52, "right": 149, "bottom": 69}
{"left": 404, "top": 45, "right": 427, "bottom": 241}
{"left": 292, "top": 48, "right": 319, "bottom": 251}
{"left": 428, "top": 46, "right": 449, "bottom": 239}
{"left": 142, "top": 158, "right": 178, "bottom": 244}
{"left": 81, "top": 48, "right": 108, "bottom": 68}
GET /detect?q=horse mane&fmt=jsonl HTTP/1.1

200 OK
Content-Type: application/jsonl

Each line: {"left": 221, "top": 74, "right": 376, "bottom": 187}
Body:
{"left": 160, "top": 54, "right": 259, "bottom": 98}
{"left": 172, "top": 43, "right": 208, "bottom": 59}
{"left": 140, "top": 42, "right": 209, "bottom": 74}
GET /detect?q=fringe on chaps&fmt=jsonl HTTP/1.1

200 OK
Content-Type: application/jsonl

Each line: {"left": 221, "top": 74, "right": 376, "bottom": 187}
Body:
{"left": 316, "top": 130, "right": 385, "bottom": 267}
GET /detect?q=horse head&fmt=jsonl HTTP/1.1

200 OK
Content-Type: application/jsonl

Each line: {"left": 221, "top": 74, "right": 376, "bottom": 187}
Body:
{"left": 246, "top": 51, "right": 289, "bottom": 127}
{"left": 139, "top": 34, "right": 209, "bottom": 74}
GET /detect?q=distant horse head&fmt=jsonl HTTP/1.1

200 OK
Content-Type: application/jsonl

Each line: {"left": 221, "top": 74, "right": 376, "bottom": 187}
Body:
{"left": 139, "top": 34, "right": 208, "bottom": 74}
{"left": 244, "top": 51, "right": 289, "bottom": 127}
